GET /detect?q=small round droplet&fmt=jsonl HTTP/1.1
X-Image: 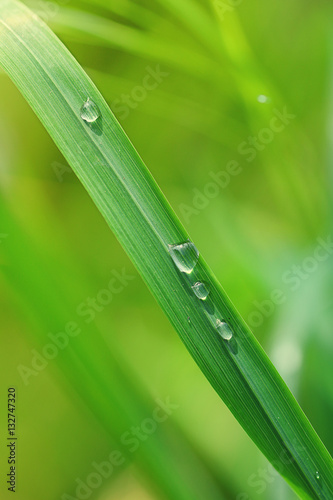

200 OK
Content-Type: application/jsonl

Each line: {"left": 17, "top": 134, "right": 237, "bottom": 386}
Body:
{"left": 192, "top": 281, "right": 210, "bottom": 300}
{"left": 257, "top": 94, "right": 270, "bottom": 104}
{"left": 315, "top": 471, "right": 321, "bottom": 482}
{"left": 168, "top": 241, "right": 199, "bottom": 274}
{"left": 216, "top": 320, "right": 233, "bottom": 341}
{"left": 80, "top": 98, "right": 100, "bottom": 123}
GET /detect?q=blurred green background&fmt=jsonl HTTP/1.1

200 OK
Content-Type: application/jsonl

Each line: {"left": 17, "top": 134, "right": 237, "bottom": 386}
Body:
{"left": 1, "top": 0, "right": 333, "bottom": 499}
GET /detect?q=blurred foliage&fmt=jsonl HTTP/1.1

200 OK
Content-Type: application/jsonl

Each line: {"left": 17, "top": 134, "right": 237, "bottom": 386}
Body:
{"left": 0, "top": 0, "right": 332, "bottom": 499}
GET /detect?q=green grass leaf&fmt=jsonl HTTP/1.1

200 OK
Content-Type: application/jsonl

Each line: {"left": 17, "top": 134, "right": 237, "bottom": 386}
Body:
{"left": 0, "top": 195, "right": 230, "bottom": 500}
{"left": 0, "top": 1, "right": 332, "bottom": 498}
{"left": 49, "top": 6, "right": 219, "bottom": 80}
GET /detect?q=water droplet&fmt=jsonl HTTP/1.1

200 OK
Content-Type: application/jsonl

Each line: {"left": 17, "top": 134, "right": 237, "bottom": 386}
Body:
{"left": 168, "top": 241, "right": 199, "bottom": 274}
{"left": 192, "top": 281, "right": 210, "bottom": 300}
{"left": 257, "top": 94, "right": 270, "bottom": 104}
{"left": 315, "top": 471, "right": 320, "bottom": 481}
{"left": 216, "top": 320, "right": 233, "bottom": 341}
{"left": 80, "top": 98, "right": 100, "bottom": 123}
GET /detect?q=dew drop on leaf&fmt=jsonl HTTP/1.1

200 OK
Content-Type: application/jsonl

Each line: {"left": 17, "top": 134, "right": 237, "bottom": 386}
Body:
{"left": 192, "top": 281, "right": 210, "bottom": 300}
{"left": 168, "top": 241, "right": 199, "bottom": 274}
{"left": 216, "top": 320, "right": 233, "bottom": 341}
{"left": 80, "top": 98, "right": 100, "bottom": 123}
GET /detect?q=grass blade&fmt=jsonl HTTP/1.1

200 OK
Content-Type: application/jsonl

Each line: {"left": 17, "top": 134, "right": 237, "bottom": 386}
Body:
{"left": 0, "top": 1, "right": 332, "bottom": 498}
{"left": 49, "top": 7, "right": 218, "bottom": 80}
{"left": 0, "top": 195, "right": 230, "bottom": 500}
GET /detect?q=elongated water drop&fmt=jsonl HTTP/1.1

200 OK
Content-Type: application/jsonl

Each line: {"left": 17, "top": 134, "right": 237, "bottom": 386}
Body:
{"left": 315, "top": 471, "right": 321, "bottom": 481}
{"left": 168, "top": 241, "right": 199, "bottom": 274}
{"left": 192, "top": 281, "right": 210, "bottom": 300}
{"left": 216, "top": 320, "right": 233, "bottom": 341}
{"left": 80, "top": 98, "right": 100, "bottom": 123}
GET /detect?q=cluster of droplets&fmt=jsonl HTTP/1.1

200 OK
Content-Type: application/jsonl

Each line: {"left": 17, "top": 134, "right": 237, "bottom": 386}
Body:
{"left": 168, "top": 241, "right": 233, "bottom": 342}
{"left": 78, "top": 99, "right": 234, "bottom": 345}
